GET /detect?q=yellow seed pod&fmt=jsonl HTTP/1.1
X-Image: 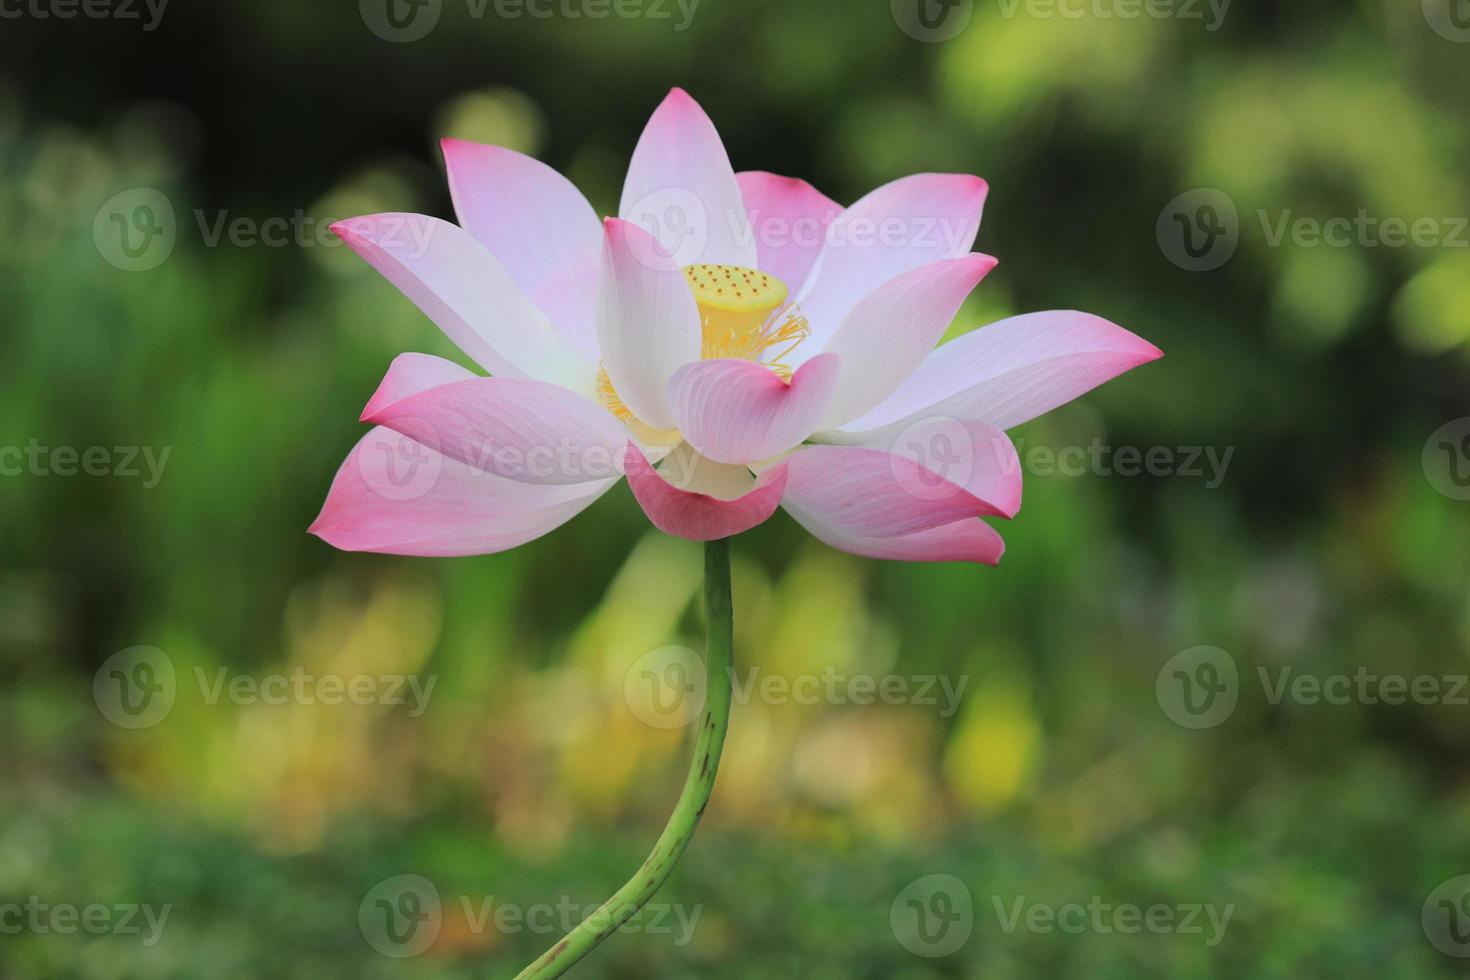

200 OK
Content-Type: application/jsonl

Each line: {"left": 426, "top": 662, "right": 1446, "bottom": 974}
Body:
{"left": 683, "top": 264, "right": 789, "bottom": 315}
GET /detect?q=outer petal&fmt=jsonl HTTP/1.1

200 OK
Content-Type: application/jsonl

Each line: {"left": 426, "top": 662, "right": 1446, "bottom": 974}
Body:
{"left": 597, "top": 218, "right": 703, "bottom": 430}
{"left": 441, "top": 139, "right": 602, "bottom": 355}
{"left": 363, "top": 375, "right": 629, "bottom": 486}
{"left": 332, "top": 214, "right": 594, "bottom": 393}
{"left": 826, "top": 419, "right": 1022, "bottom": 519}
{"left": 626, "top": 444, "right": 787, "bottom": 542}
{"left": 310, "top": 426, "right": 613, "bottom": 557}
{"left": 619, "top": 88, "right": 756, "bottom": 268}
{"left": 361, "top": 353, "right": 478, "bottom": 420}
{"left": 832, "top": 311, "right": 1164, "bottom": 438}
{"left": 736, "top": 171, "right": 842, "bottom": 294}
{"left": 669, "top": 353, "right": 841, "bottom": 466}
{"left": 776, "top": 444, "right": 1006, "bottom": 539}
{"left": 794, "top": 173, "right": 989, "bottom": 356}
{"left": 786, "top": 510, "right": 1006, "bottom": 566}
{"left": 816, "top": 254, "right": 998, "bottom": 430}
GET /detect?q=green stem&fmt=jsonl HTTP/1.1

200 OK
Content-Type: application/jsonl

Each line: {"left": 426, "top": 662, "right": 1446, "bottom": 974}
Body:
{"left": 514, "top": 537, "right": 734, "bottom": 979}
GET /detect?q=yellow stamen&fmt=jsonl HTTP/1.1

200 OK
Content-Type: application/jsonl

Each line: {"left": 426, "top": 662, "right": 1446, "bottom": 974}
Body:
{"left": 684, "top": 264, "right": 809, "bottom": 376}
{"left": 596, "top": 264, "right": 810, "bottom": 423}
{"left": 596, "top": 365, "right": 635, "bottom": 422}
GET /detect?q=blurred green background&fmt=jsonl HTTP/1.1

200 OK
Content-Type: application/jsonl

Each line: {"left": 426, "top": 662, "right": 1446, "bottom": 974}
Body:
{"left": 3, "top": 0, "right": 1470, "bottom": 977}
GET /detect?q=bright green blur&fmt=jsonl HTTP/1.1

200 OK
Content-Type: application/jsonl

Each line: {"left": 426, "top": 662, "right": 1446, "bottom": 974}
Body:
{"left": 2, "top": 2, "right": 1469, "bottom": 978}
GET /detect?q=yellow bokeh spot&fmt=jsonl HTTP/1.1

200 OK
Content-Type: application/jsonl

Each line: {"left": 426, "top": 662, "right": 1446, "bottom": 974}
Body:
{"left": 943, "top": 682, "right": 1040, "bottom": 813}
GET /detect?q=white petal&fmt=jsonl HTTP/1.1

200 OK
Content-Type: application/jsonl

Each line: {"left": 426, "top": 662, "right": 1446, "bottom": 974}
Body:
{"left": 596, "top": 218, "right": 702, "bottom": 430}
{"left": 619, "top": 88, "right": 756, "bottom": 268}
{"left": 332, "top": 213, "right": 595, "bottom": 394}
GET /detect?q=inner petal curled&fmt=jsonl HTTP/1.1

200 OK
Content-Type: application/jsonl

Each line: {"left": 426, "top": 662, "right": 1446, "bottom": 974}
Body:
{"left": 597, "top": 264, "right": 810, "bottom": 427}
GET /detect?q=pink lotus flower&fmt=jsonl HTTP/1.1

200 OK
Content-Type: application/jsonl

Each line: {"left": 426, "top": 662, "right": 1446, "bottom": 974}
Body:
{"left": 311, "top": 88, "right": 1160, "bottom": 563}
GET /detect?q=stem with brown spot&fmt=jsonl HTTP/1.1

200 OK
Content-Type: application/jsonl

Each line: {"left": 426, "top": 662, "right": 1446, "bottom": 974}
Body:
{"left": 513, "top": 537, "right": 734, "bottom": 979}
